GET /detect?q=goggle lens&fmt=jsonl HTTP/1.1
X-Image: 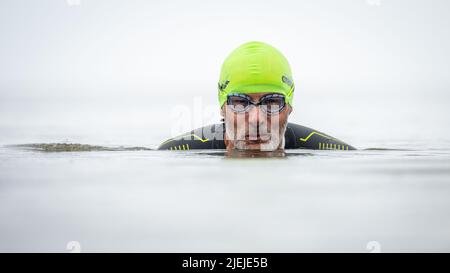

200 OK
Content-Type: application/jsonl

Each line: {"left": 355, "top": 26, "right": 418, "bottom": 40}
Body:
{"left": 226, "top": 93, "right": 286, "bottom": 114}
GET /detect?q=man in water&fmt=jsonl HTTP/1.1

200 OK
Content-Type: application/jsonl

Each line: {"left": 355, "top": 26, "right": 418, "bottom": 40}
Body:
{"left": 218, "top": 41, "right": 294, "bottom": 152}
{"left": 158, "top": 41, "right": 355, "bottom": 152}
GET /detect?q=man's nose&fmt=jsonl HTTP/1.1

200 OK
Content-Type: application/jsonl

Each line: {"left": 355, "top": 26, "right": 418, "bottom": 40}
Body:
{"left": 247, "top": 105, "right": 261, "bottom": 125}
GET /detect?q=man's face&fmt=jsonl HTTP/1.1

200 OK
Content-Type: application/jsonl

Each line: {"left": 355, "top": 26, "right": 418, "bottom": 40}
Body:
{"left": 221, "top": 92, "right": 292, "bottom": 151}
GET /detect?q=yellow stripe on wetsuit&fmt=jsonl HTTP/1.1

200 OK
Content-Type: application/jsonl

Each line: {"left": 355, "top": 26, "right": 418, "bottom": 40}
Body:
{"left": 318, "top": 142, "right": 349, "bottom": 150}
{"left": 169, "top": 144, "right": 190, "bottom": 151}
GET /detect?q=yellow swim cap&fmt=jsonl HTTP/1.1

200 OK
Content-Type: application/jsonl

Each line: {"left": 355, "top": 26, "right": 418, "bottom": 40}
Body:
{"left": 218, "top": 41, "right": 295, "bottom": 107}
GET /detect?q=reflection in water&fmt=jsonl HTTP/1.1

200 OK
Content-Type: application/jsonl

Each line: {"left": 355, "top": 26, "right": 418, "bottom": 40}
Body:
{"left": 225, "top": 149, "right": 287, "bottom": 158}
{"left": 8, "top": 144, "right": 319, "bottom": 158}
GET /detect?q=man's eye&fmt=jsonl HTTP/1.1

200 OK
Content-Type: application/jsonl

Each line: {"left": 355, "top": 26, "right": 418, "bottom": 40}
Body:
{"left": 263, "top": 98, "right": 283, "bottom": 106}
{"left": 230, "top": 98, "right": 248, "bottom": 106}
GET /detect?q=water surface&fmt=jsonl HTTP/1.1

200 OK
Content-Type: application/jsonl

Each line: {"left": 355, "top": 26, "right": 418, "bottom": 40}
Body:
{"left": 1, "top": 143, "right": 449, "bottom": 252}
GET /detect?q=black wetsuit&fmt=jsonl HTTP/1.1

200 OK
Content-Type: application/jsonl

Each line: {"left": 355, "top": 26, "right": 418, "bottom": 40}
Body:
{"left": 158, "top": 122, "right": 356, "bottom": 150}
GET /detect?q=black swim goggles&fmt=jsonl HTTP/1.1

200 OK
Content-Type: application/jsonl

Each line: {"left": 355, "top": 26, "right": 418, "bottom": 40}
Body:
{"left": 226, "top": 93, "right": 286, "bottom": 114}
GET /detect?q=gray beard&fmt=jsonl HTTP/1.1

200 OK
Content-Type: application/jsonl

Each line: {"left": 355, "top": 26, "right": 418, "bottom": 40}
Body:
{"left": 226, "top": 123, "right": 288, "bottom": 152}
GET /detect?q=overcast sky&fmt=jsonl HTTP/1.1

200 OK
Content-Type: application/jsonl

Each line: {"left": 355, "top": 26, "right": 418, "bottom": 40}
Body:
{"left": 1, "top": 0, "right": 450, "bottom": 98}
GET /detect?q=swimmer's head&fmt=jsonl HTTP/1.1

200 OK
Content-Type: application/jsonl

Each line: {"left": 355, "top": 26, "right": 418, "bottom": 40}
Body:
{"left": 218, "top": 41, "right": 295, "bottom": 152}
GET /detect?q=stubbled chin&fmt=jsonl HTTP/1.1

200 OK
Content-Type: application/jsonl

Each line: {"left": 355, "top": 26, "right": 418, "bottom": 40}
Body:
{"left": 234, "top": 139, "right": 279, "bottom": 151}
{"left": 235, "top": 142, "right": 262, "bottom": 150}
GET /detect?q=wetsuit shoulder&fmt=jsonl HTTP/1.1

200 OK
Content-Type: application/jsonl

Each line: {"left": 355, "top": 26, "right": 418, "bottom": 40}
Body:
{"left": 158, "top": 122, "right": 356, "bottom": 150}
{"left": 284, "top": 122, "right": 356, "bottom": 150}
{"left": 157, "top": 123, "right": 225, "bottom": 150}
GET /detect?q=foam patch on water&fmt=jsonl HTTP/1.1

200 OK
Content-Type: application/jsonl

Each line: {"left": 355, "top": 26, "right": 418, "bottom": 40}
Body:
{"left": 9, "top": 143, "right": 153, "bottom": 152}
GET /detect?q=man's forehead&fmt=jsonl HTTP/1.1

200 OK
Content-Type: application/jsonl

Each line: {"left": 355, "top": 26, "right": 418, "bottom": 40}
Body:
{"left": 241, "top": 92, "right": 275, "bottom": 99}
